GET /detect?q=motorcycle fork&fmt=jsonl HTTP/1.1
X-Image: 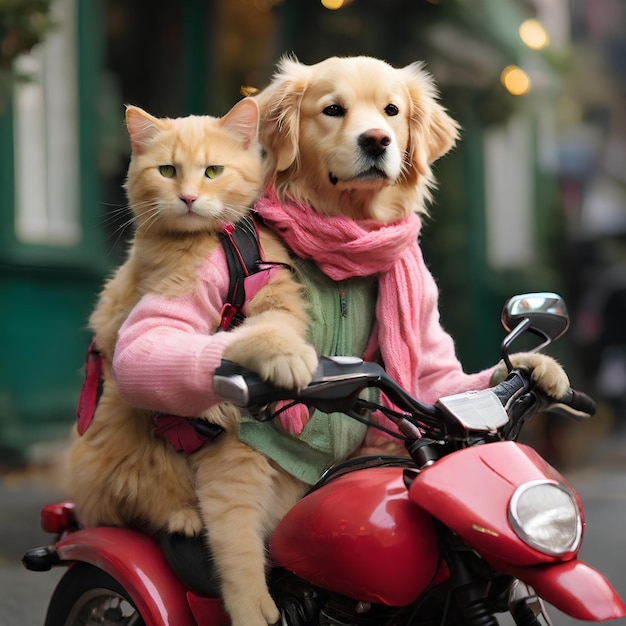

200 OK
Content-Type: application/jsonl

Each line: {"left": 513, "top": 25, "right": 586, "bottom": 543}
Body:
{"left": 437, "top": 528, "right": 552, "bottom": 626}
{"left": 437, "top": 526, "right": 500, "bottom": 626}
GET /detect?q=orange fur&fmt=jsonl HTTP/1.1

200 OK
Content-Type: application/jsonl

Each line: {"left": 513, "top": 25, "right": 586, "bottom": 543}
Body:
{"left": 66, "top": 98, "right": 315, "bottom": 626}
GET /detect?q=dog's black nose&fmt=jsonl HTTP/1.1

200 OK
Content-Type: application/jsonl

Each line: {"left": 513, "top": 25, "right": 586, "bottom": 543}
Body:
{"left": 358, "top": 129, "right": 391, "bottom": 158}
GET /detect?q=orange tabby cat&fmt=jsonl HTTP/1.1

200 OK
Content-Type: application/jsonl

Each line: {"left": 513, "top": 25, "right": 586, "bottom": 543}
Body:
{"left": 66, "top": 98, "right": 316, "bottom": 626}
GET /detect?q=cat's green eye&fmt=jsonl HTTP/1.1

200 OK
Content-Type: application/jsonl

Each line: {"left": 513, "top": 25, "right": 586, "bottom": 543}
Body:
{"left": 205, "top": 165, "right": 224, "bottom": 179}
{"left": 159, "top": 165, "right": 176, "bottom": 178}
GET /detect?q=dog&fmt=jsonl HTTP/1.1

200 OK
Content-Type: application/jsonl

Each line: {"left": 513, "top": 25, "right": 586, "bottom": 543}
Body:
{"left": 252, "top": 55, "right": 570, "bottom": 446}
{"left": 255, "top": 55, "right": 459, "bottom": 224}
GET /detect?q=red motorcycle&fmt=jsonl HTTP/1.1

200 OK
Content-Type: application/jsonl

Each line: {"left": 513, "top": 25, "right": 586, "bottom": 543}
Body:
{"left": 23, "top": 293, "right": 626, "bottom": 625}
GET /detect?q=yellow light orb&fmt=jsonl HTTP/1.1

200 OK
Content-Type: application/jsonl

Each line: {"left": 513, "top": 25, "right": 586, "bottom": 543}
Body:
{"left": 519, "top": 19, "right": 550, "bottom": 50}
{"left": 321, "top": 0, "right": 344, "bottom": 9}
{"left": 501, "top": 65, "right": 531, "bottom": 96}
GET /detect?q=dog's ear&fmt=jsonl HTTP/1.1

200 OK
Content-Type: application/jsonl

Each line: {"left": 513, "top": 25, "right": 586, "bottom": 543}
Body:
{"left": 401, "top": 63, "right": 460, "bottom": 177}
{"left": 425, "top": 104, "right": 460, "bottom": 162}
{"left": 254, "top": 57, "right": 311, "bottom": 175}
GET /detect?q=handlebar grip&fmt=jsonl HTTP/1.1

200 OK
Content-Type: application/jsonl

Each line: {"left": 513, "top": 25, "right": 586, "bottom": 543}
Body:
{"left": 213, "top": 357, "right": 385, "bottom": 411}
{"left": 560, "top": 388, "right": 596, "bottom": 418}
{"left": 490, "top": 370, "right": 530, "bottom": 407}
{"left": 213, "top": 361, "right": 293, "bottom": 407}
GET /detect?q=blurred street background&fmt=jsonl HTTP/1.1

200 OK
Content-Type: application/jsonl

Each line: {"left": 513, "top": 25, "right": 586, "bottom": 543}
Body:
{"left": 1, "top": 0, "right": 626, "bottom": 624}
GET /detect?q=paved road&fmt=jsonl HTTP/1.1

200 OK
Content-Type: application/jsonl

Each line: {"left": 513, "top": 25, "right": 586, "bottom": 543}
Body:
{"left": 2, "top": 432, "right": 626, "bottom": 626}
{"left": 0, "top": 478, "right": 65, "bottom": 626}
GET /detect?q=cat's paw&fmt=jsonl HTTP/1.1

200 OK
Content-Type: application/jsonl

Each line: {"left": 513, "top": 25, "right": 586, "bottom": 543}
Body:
{"left": 257, "top": 342, "right": 318, "bottom": 389}
{"left": 227, "top": 591, "right": 280, "bottom": 626}
{"left": 508, "top": 352, "right": 570, "bottom": 399}
{"left": 224, "top": 333, "right": 317, "bottom": 389}
{"left": 260, "top": 593, "right": 281, "bottom": 626}
{"left": 167, "top": 508, "right": 203, "bottom": 536}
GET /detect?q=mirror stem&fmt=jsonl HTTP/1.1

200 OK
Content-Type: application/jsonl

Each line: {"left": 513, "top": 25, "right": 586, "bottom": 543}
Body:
{"left": 501, "top": 317, "right": 532, "bottom": 372}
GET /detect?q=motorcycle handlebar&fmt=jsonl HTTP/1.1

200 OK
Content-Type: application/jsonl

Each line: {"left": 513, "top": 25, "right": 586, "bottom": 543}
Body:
{"left": 213, "top": 356, "right": 435, "bottom": 417}
{"left": 552, "top": 388, "right": 597, "bottom": 420}
{"left": 213, "top": 357, "right": 596, "bottom": 430}
{"left": 489, "top": 369, "right": 596, "bottom": 420}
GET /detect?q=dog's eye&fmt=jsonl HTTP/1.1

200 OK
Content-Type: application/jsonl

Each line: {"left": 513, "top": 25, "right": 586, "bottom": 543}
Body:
{"left": 323, "top": 104, "right": 345, "bottom": 117}
{"left": 385, "top": 104, "right": 399, "bottom": 116}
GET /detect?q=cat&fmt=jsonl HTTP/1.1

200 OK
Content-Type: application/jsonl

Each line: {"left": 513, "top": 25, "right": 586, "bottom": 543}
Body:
{"left": 66, "top": 97, "right": 317, "bottom": 626}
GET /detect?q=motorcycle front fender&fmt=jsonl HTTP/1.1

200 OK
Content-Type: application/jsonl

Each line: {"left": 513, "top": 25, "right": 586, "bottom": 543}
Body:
{"left": 55, "top": 527, "right": 197, "bottom": 626}
{"left": 409, "top": 441, "right": 580, "bottom": 567}
{"left": 511, "top": 559, "right": 626, "bottom": 621}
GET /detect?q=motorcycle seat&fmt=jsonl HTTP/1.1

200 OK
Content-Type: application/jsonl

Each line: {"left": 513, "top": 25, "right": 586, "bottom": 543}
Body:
{"left": 159, "top": 531, "right": 222, "bottom": 598}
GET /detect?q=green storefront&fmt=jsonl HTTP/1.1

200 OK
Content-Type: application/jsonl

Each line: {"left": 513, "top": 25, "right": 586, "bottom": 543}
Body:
{"left": 0, "top": 2, "right": 108, "bottom": 458}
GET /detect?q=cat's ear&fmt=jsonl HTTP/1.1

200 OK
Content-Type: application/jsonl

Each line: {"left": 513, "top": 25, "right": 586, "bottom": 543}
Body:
{"left": 220, "top": 98, "right": 259, "bottom": 149}
{"left": 125, "top": 105, "right": 163, "bottom": 156}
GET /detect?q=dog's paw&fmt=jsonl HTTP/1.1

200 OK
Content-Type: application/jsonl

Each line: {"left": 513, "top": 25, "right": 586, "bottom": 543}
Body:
{"left": 508, "top": 352, "right": 570, "bottom": 399}
{"left": 224, "top": 333, "right": 317, "bottom": 389}
{"left": 167, "top": 508, "right": 203, "bottom": 537}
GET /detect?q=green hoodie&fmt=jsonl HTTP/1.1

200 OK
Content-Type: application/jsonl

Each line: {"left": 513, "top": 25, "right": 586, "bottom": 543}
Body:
{"left": 238, "top": 257, "right": 378, "bottom": 484}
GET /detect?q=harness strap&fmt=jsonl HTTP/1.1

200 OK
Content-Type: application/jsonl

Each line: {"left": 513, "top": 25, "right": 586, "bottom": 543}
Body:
{"left": 218, "top": 216, "right": 263, "bottom": 330}
{"left": 155, "top": 217, "right": 268, "bottom": 453}
{"left": 75, "top": 338, "right": 104, "bottom": 435}
{"left": 152, "top": 415, "right": 225, "bottom": 454}
{"left": 77, "top": 217, "right": 271, "bottom": 454}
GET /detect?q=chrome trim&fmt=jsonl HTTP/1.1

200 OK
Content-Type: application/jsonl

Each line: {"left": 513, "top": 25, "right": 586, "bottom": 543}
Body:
{"left": 212, "top": 374, "right": 249, "bottom": 406}
{"left": 508, "top": 479, "right": 582, "bottom": 556}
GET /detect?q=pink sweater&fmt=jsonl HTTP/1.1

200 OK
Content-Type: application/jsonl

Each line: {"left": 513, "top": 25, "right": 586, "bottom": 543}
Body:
{"left": 113, "top": 246, "right": 241, "bottom": 416}
{"left": 112, "top": 241, "right": 495, "bottom": 429}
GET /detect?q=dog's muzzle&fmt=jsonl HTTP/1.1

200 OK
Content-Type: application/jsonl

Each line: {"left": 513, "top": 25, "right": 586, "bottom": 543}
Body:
{"left": 358, "top": 128, "right": 391, "bottom": 158}
{"left": 328, "top": 166, "right": 388, "bottom": 186}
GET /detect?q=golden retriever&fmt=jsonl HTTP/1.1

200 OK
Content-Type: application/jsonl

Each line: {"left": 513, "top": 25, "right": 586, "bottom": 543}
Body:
{"left": 254, "top": 54, "right": 570, "bottom": 406}
{"left": 255, "top": 55, "right": 459, "bottom": 223}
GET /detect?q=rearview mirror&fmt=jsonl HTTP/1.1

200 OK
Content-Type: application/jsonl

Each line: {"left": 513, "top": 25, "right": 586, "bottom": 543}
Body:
{"left": 500, "top": 293, "right": 570, "bottom": 370}
{"left": 502, "top": 293, "right": 569, "bottom": 342}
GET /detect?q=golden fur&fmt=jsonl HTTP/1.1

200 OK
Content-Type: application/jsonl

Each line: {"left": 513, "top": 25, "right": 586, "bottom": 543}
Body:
{"left": 66, "top": 98, "right": 316, "bottom": 626}
{"left": 255, "top": 55, "right": 460, "bottom": 223}
{"left": 254, "top": 55, "right": 569, "bottom": 438}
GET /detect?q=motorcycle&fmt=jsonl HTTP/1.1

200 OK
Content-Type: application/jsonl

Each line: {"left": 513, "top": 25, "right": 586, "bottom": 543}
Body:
{"left": 23, "top": 292, "right": 626, "bottom": 625}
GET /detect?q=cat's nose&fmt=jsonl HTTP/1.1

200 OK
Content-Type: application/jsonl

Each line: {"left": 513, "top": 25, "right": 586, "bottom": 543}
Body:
{"left": 180, "top": 194, "right": 198, "bottom": 209}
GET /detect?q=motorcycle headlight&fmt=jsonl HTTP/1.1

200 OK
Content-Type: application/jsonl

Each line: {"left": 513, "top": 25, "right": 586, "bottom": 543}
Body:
{"left": 508, "top": 480, "right": 582, "bottom": 556}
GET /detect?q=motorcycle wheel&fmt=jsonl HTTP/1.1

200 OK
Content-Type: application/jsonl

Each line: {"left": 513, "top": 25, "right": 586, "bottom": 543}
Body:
{"left": 44, "top": 563, "right": 145, "bottom": 626}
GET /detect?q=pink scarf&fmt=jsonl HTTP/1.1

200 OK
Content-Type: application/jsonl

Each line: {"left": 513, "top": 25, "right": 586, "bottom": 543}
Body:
{"left": 255, "top": 190, "right": 425, "bottom": 408}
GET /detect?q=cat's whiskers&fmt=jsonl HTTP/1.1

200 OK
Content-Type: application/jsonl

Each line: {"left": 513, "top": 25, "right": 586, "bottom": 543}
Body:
{"left": 220, "top": 204, "right": 259, "bottom": 229}
{"left": 107, "top": 221, "right": 133, "bottom": 254}
{"left": 134, "top": 204, "right": 163, "bottom": 237}
{"left": 101, "top": 202, "right": 126, "bottom": 213}
{"left": 237, "top": 212, "right": 259, "bottom": 237}
{"left": 97, "top": 204, "right": 138, "bottom": 255}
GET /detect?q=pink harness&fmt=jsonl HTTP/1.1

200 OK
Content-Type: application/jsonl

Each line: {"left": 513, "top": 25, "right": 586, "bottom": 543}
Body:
{"left": 76, "top": 218, "right": 278, "bottom": 454}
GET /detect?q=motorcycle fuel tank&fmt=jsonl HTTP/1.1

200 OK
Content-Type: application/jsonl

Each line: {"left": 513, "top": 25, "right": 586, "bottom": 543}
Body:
{"left": 270, "top": 466, "right": 445, "bottom": 606}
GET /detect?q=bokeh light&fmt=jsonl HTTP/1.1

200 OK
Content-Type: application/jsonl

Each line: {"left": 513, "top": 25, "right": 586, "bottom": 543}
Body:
{"left": 321, "top": 0, "right": 345, "bottom": 9}
{"left": 519, "top": 18, "right": 550, "bottom": 50}
{"left": 500, "top": 65, "right": 531, "bottom": 96}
